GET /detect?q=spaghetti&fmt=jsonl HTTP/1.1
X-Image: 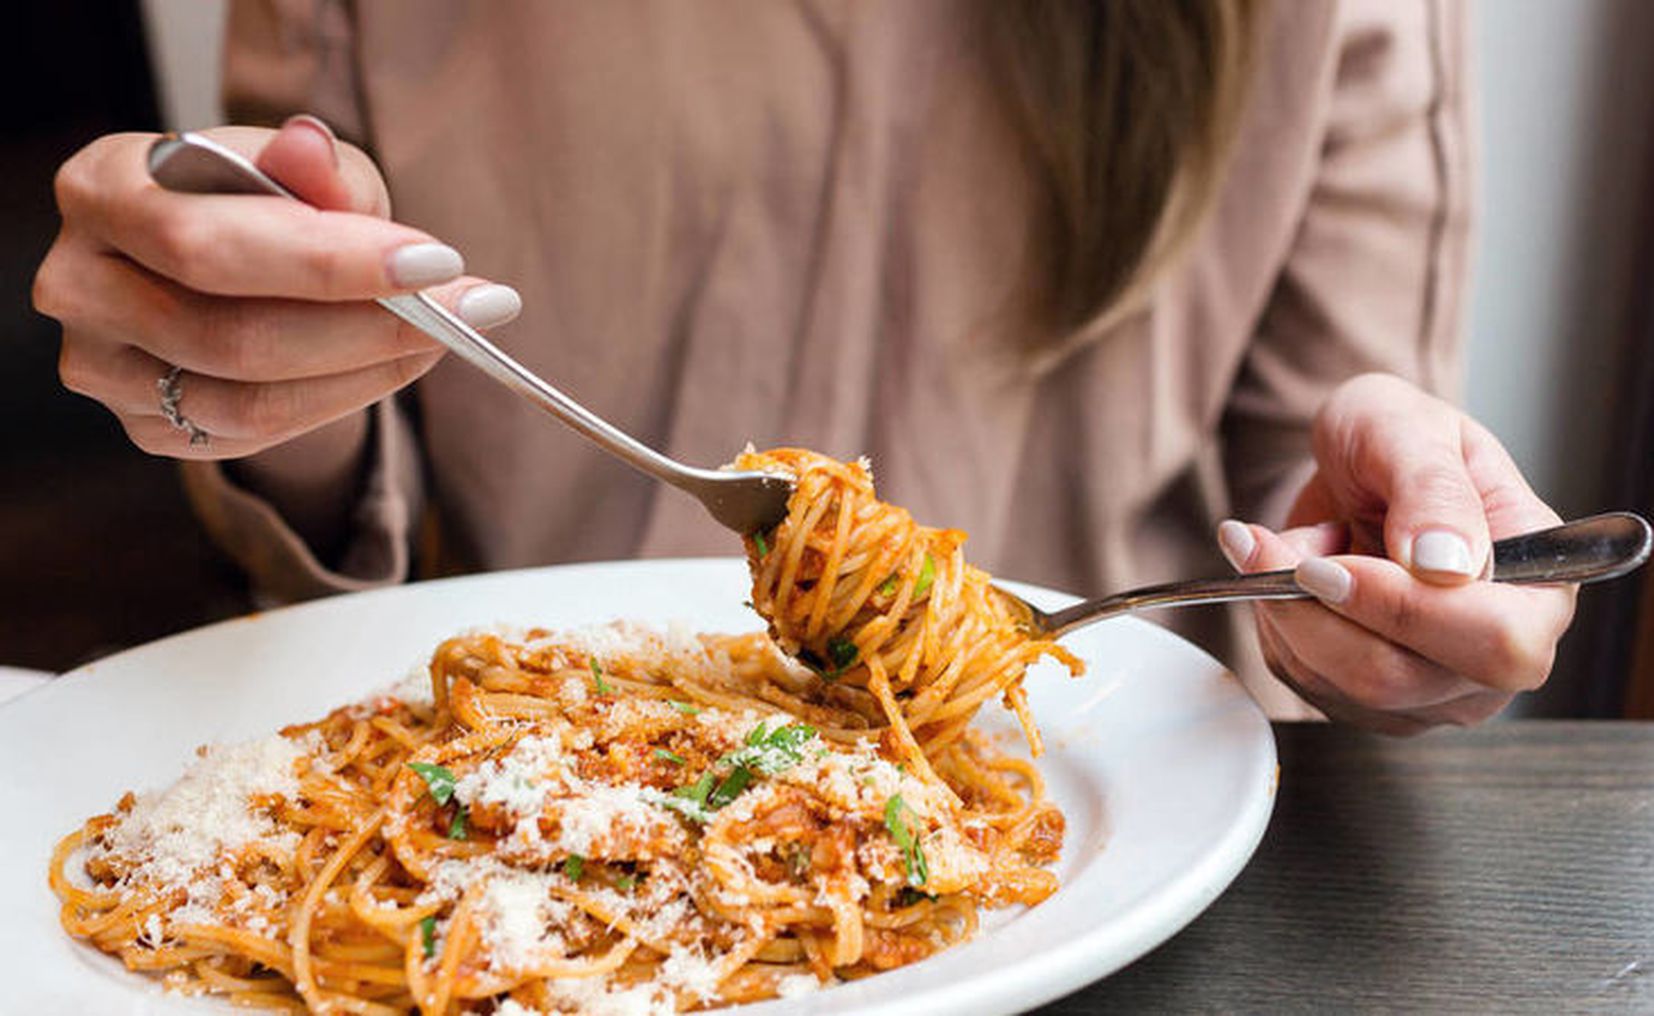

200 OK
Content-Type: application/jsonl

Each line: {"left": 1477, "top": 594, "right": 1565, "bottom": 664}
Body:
{"left": 52, "top": 623, "right": 1065, "bottom": 1014}
{"left": 736, "top": 447, "right": 1084, "bottom": 762}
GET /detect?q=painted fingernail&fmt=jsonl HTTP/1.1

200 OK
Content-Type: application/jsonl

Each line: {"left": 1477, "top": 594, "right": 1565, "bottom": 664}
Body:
{"left": 387, "top": 243, "right": 464, "bottom": 288}
{"left": 1217, "top": 519, "right": 1255, "bottom": 570}
{"left": 1412, "top": 529, "right": 1474, "bottom": 577}
{"left": 1296, "top": 557, "right": 1352, "bottom": 605}
{"left": 282, "top": 113, "right": 338, "bottom": 166}
{"left": 457, "top": 284, "right": 522, "bottom": 329}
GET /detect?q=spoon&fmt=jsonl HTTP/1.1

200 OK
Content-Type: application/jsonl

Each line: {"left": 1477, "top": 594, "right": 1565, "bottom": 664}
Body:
{"left": 145, "top": 131, "right": 793, "bottom": 536}
{"left": 998, "top": 512, "right": 1654, "bottom": 638}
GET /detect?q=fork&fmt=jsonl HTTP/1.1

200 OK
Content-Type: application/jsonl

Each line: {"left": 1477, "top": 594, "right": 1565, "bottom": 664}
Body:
{"left": 997, "top": 512, "right": 1654, "bottom": 639}
{"left": 146, "top": 131, "right": 793, "bottom": 536}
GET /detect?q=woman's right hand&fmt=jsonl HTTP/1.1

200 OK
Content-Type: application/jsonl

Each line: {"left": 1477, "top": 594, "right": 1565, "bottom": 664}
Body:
{"left": 31, "top": 116, "right": 521, "bottom": 461}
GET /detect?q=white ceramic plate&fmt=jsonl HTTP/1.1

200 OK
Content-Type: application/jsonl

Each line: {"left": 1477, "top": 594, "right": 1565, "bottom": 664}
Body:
{"left": 0, "top": 559, "right": 1275, "bottom": 1015}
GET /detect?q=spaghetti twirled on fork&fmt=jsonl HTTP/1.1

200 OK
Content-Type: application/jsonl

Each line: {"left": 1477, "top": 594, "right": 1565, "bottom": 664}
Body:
{"left": 737, "top": 447, "right": 1084, "bottom": 766}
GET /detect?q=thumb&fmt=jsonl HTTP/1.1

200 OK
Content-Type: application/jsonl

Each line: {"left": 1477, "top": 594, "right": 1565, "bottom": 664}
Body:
{"left": 253, "top": 114, "right": 378, "bottom": 214}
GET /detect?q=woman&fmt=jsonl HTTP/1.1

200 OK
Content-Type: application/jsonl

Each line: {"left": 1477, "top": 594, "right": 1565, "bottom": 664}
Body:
{"left": 32, "top": 0, "right": 1572, "bottom": 732}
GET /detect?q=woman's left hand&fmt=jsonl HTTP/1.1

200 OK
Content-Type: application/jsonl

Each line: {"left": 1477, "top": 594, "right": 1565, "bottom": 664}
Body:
{"left": 1217, "top": 373, "right": 1576, "bottom": 734}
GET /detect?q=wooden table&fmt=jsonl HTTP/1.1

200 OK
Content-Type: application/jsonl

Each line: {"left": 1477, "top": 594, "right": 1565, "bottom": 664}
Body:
{"left": 1037, "top": 721, "right": 1654, "bottom": 1014}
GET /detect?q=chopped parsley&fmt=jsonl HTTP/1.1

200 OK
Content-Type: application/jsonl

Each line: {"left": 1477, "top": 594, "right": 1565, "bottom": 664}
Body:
{"left": 753, "top": 531, "right": 770, "bottom": 558}
{"left": 419, "top": 915, "right": 437, "bottom": 958}
{"left": 826, "top": 636, "right": 859, "bottom": 673}
{"left": 661, "top": 721, "right": 817, "bottom": 821}
{"left": 878, "top": 573, "right": 899, "bottom": 597}
{"left": 801, "top": 639, "right": 859, "bottom": 680}
{"left": 407, "top": 762, "right": 457, "bottom": 806}
{"left": 654, "top": 748, "right": 685, "bottom": 766}
{"left": 590, "top": 658, "right": 611, "bottom": 695}
{"left": 673, "top": 771, "right": 717, "bottom": 808}
{"left": 447, "top": 805, "right": 468, "bottom": 841}
{"left": 615, "top": 874, "right": 637, "bottom": 892}
{"left": 668, "top": 700, "right": 702, "bottom": 715}
{"left": 709, "top": 765, "right": 754, "bottom": 809}
{"left": 730, "top": 720, "right": 818, "bottom": 774}
{"left": 884, "top": 794, "right": 930, "bottom": 888}
{"left": 896, "top": 886, "right": 939, "bottom": 907}
{"left": 912, "top": 553, "right": 936, "bottom": 599}
{"left": 563, "top": 854, "right": 584, "bottom": 881}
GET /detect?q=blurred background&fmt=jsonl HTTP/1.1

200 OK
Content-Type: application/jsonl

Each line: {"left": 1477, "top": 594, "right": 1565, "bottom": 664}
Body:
{"left": 3, "top": 0, "right": 1652, "bottom": 716}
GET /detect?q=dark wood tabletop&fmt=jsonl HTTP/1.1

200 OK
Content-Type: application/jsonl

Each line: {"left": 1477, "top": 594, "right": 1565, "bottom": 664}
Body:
{"left": 1036, "top": 720, "right": 1654, "bottom": 1015}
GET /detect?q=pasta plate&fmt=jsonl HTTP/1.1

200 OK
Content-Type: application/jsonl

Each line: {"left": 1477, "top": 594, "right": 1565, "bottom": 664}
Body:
{"left": 0, "top": 559, "right": 1275, "bottom": 1014}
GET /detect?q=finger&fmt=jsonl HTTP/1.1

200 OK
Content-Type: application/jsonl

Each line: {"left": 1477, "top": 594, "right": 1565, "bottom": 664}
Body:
{"left": 1314, "top": 374, "right": 1492, "bottom": 583}
{"left": 59, "top": 246, "right": 518, "bottom": 382}
{"left": 1412, "top": 686, "right": 1516, "bottom": 729}
{"left": 251, "top": 116, "right": 359, "bottom": 212}
{"left": 1459, "top": 415, "right": 1564, "bottom": 538}
{"left": 1254, "top": 618, "right": 1436, "bottom": 736}
{"left": 1215, "top": 519, "right": 1346, "bottom": 573}
{"left": 75, "top": 342, "right": 443, "bottom": 445}
{"left": 61, "top": 133, "right": 461, "bottom": 300}
{"left": 190, "top": 123, "right": 391, "bottom": 216}
{"left": 1290, "top": 553, "right": 1576, "bottom": 693}
{"left": 115, "top": 411, "right": 272, "bottom": 461}
{"left": 1242, "top": 524, "right": 1485, "bottom": 711}
{"left": 1255, "top": 596, "right": 1483, "bottom": 713}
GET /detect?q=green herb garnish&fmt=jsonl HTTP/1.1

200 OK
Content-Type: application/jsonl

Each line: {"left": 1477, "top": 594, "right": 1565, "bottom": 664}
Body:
{"left": 785, "top": 842, "right": 812, "bottom": 878}
{"left": 590, "top": 658, "right": 611, "bottom": 695}
{"left": 654, "top": 748, "right": 685, "bottom": 766}
{"left": 407, "top": 762, "right": 457, "bottom": 805}
{"left": 668, "top": 700, "right": 702, "bottom": 715}
{"left": 674, "top": 771, "right": 717, "bottom": 807}
{"left": 447, "top": 805, "right": 468, "bottom": 841}
{"left": 825, "top": 636, "right": 858, "bottom": 674}
{"left": 661, "top": 722, "right": 816, "bottom": 821}
{"left": 912, "top": 553, "right": 936, "bottom": 599}
{"left": 709, "top": 766, "right": 754, "bottom": 809}
{"left": 730, "top": 721, "right": 817, "bottom": 774}
{"left": 420, "top": 915, "right": 437, "bottom": 958}
{"left": 563, "top": 854, "right": 584, "bottom": 881}
{"left": 754, "top": 531, "right": 770, "bottom": 558}
{"left": 616, "top": 874, "right": 637, "bottom": 892}
{"left": 895, "top": 886, "right": 939, "bottom": 907}
{"left": 878, "top": 573, "right": 899, "bottom": 597}
{"left": 883, "top": 794, "right": 930, "bottom": 888}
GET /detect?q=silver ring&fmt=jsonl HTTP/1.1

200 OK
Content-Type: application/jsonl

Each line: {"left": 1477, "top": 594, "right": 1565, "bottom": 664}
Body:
{"left": 157, "top": 365, "right": 209, "bottom": 447}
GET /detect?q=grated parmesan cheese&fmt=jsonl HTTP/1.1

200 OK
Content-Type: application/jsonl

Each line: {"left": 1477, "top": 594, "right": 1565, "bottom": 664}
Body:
{"left": 554, "top": 782, "right": 669, "bottom": 856}
{"left": 776, "top": 972, "right": 824, "bottom": 998}
{"left": 102, "top": 733, "right": 312, "bottom": 891}
{"left": 659, "top": 943, "right": 724, "bottom": 1002}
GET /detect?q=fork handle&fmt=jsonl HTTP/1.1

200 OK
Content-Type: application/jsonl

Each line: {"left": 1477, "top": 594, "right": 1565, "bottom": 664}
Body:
{"left": 145, "top": 131, "right": 725, "bottom": 496}
{"left": 1035, "top": 512, "right": 1653, "bottom": 637}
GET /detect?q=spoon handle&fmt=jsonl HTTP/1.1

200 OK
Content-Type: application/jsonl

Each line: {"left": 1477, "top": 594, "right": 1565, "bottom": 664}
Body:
{"left": 1036, "top": 512, "right": 1652, "bottom": 637}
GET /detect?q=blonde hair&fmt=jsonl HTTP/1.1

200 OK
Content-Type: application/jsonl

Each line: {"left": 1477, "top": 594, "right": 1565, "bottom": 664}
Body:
{"left": 981, "top": 0, "right": 1264, "bottom": 349}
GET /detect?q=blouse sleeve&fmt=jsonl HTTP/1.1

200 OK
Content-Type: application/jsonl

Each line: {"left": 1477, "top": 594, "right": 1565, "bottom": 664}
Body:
{"left": 179, "top": 400, "right": 425, "bottom": 604}
{"left": 176, "top": 0, "right": 426, "bottom": 604}
{"left": 1221, "top": 0, "right": 1474, "bottom": 527}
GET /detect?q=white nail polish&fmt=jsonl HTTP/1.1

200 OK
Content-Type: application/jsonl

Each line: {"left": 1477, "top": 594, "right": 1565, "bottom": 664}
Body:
{"left": 1412, "top": 530, "right": 1474, "bottom": 576}
{"left": 388, "top": 243, "right": 464, "bottom": 288}
{"left": 1296, "top": 557, "right": 1352, "bottom": 604}
{"left": 1217, "top": 519, "right": 1255, "bottom": 570}
{"left": 457, "top": 284, "right": 523, "bottom": 329}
